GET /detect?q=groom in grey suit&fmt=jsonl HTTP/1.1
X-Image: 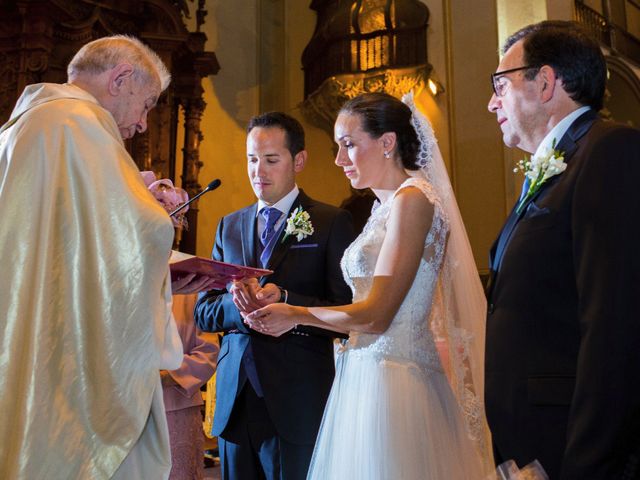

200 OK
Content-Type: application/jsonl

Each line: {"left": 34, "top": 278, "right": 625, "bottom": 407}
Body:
{"left": 195, "top": 112, "right": 354, "bottom": 479}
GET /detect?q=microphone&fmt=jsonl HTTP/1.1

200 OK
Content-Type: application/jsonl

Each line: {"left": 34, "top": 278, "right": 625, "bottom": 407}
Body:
{"left": 169, "top": 179, "right": 221, "bottom": 217}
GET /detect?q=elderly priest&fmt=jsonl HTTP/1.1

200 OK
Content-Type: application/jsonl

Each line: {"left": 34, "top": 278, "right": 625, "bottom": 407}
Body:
{"left": 0, "top": 36, "right": 185, "bottom": 480}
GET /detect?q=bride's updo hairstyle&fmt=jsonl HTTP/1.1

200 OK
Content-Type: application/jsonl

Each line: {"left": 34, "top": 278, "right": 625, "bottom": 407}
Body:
{"left": 339, "top": 92, "right": 421, "bottom": 171}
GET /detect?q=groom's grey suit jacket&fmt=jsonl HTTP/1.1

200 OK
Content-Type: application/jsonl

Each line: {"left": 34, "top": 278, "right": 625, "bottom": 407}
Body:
{"left": 195, "top": 189, "right": 355, "bottom": 445}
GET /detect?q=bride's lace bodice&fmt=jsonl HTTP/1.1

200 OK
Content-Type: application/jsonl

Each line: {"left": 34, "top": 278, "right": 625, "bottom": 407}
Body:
{"left": 340, "top": 177, "right": 449, "bottom": 373}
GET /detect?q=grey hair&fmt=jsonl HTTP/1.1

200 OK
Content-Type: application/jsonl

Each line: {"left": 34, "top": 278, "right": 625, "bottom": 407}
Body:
{"left": 67, "top": 35, "right": 171, "bottom": 91}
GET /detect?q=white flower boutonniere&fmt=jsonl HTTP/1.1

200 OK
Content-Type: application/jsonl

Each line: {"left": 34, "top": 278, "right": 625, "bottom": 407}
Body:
{"left": 282, "top": 206, "right": 314, "bottom": 242}
{"left": 514, "top": 139, "right": 567, "bottom": 214}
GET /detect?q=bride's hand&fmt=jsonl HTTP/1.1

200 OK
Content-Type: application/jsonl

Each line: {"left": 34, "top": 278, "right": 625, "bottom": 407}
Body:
{"left": 245, "top": 303, "right": 298, "bottom": 337}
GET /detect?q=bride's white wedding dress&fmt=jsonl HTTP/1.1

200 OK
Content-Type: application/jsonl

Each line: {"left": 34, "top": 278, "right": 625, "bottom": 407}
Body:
{"left": 306, "top": 177, "right": 486, "bottom": 480}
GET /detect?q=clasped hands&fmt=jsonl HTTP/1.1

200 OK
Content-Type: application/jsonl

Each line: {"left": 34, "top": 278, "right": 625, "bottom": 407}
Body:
{"left": 231, "top": 278, "right": 298, "bottom": 337}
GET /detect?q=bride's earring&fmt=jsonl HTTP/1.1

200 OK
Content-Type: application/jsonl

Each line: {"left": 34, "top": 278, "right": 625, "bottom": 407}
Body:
{"left": 383, "top": 151, "right": 390, "bottom": 159}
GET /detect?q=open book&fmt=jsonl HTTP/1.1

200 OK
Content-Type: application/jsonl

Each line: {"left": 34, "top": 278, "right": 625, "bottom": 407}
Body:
{"left": 169, "top": 250, "right": 273, "bottom": 290}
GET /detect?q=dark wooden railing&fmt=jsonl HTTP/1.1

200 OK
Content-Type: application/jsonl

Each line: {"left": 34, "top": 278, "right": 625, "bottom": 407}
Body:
{"left": 575, "top": 2, "right": 611, "bottom": 46}
{"left": 575, "top": 0, "right": 640, "bottom": 66}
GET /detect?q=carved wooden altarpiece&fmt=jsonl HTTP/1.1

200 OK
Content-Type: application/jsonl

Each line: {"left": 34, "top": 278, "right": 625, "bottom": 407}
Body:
{"left": 0, "top": 0, "right": 219, "bottom": 253}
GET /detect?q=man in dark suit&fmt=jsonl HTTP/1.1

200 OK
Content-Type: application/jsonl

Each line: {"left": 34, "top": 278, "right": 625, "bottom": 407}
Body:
{"left": 194, "top": 112, "right": 354, "bottom": 479}
{"left": 485, "top": 21, "right": 640, "bottom": 479}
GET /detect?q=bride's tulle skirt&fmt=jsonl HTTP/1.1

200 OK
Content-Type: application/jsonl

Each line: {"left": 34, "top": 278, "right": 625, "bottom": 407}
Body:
{"left": 307, "top": 348, "right": 486, "bottom": 480}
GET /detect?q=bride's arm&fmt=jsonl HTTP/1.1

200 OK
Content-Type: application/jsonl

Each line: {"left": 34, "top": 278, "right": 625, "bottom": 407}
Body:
{"left": 246, "top": 186, "right": 435, "bottom": 335}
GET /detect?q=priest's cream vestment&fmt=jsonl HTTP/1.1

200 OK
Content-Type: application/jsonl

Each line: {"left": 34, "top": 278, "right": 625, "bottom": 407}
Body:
{"left": 0, "top": 83, "right": 182, "bottom": 479}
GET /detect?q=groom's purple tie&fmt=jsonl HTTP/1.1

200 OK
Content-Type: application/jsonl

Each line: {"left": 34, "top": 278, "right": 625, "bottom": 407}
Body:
{"left": 241, "top": 207, "right": 282, "bottom": 399}
{"left": 259, "top": 207, "right": 282, "bottom": 268}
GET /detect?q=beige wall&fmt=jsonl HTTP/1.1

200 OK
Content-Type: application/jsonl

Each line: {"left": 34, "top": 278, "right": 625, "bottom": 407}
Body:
{"left": 178, "top": 0, "right": 257, "bottom": 257}
{"left": 497, "top": 0, "right": 547, "bottom": 49}
{"left": 440, "top": 0, "right": 506, "bottom": 273}
{"left": 546, "top": 0, "right": 574, "bottom": 20}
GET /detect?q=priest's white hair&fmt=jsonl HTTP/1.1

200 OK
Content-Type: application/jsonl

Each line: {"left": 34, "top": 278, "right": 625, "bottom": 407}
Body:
{"left": 67, "top": 35, "right": 171, "bottom": 91}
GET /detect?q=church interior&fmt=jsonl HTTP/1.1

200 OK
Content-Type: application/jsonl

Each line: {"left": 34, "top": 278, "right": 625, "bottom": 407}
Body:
{"left": 1, "top": 1, "right": 639, "bottom": 476}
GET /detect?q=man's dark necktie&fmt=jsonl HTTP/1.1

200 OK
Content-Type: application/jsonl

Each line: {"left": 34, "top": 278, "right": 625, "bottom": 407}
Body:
{"left": 241, "top": 206, "right": 283, "bottom": 398}
{"left": 259, "top": 207, "right": 283, "bottom": 268}
{"left": 518, "top": 177, "right": 531, "bottom": 202}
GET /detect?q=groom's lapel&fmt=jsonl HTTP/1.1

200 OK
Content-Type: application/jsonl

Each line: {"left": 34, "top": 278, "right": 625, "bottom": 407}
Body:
{"left": 491, "top": 204, "right": 520, "bottom": 274}
{"left": 264, "top": 191, "right": 308, "bottom": 274}
{"left": 240, "top": 204, "right": 259, "bottom": 267}
{"left": 492, "top": 110, "right": 597, "bottom": 274}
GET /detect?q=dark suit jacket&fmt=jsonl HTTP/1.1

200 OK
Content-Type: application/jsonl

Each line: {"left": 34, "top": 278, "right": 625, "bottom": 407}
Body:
{"left": 194, "top": 190, "right": 355, "bottom": 445}
{"left": 485, "top": 111, "right": 640, "bottom": 480}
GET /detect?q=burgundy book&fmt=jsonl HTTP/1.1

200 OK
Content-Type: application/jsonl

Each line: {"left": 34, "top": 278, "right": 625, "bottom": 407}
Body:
{"left": 170, "top": 251, "right": 273, "bottom": 289}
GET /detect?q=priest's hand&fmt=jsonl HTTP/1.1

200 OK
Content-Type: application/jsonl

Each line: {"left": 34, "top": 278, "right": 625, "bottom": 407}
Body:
{"left": 171, "top": 273, "right": 218, "bottom": 294}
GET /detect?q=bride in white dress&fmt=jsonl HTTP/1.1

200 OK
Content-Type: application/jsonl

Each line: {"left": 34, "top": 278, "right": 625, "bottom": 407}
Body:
{"left": 246, "top": 91, "right": 494, "bottom": 479}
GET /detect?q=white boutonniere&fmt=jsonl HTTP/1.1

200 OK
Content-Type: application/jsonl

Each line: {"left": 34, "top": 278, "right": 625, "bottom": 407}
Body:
{"left": 514, "top": 139, "right": 567, "bottom": 214}
{"left": 282, "top": 206, "right": 314, "bottom": 242}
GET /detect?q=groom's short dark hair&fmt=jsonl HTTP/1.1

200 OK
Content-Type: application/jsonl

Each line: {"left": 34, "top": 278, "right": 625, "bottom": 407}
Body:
{"left": 247, "top": 112, "right": 306, "bottom": 158}
{"left": 503, "top": 20, "right": 606, "bottom": 111}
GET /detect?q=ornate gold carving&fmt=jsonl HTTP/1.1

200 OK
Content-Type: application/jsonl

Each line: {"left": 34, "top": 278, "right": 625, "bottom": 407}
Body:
{"left": 300, "top": 65, "right": 430, "bottom": 132}
{"left": 357, "top": 0, "right": 390, "bottom": 34}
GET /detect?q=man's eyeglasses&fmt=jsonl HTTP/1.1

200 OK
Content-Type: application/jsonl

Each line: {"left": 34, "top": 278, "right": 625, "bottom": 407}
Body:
{"left": 491, "top": 65, "right": 540, "bottom": 97}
